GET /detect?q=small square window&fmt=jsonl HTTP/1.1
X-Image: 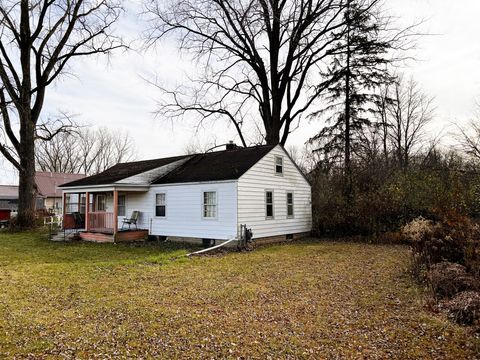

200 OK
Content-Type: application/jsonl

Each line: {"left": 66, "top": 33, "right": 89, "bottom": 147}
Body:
{"left": 156, "top": 193, "right": 166, "bottom": 217}
{"left": 275, "top": 156, "right": 283, "bottom": 174}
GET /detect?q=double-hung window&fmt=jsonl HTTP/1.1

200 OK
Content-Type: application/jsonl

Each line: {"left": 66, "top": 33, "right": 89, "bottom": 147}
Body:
{"left": 203, "top": 191, "right": 217, "bottom": 218}
{"left": 275, "top": 156, "right": 283, "bottom": 175}
{"left": 265, "top": 190, "right": 274, "bottom": 218}
{"left": 287, "top": 192, "right": 294, "bottom": 218}
{"left": 156, "top": 193, "right": 166, "bottom": 217}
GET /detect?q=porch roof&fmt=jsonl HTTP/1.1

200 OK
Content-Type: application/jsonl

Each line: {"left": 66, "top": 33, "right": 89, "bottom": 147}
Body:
{"left": 59, "top": 155, "right": 190, "bottom": 188}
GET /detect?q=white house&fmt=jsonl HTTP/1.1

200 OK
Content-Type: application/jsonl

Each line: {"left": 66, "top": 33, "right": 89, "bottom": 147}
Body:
{"left": 59, "top": 144, "right": 312, "bottom": 244}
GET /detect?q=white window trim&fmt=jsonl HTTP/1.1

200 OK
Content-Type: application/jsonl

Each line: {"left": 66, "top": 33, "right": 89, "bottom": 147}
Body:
{"left": 154, "top": 192, "right": 167, "bottom": 219}
{"left": 286, "top": 191, "right": 294, "bottom": 219}
{"left": 201, "top": 190, "right": 218, "bottom": 220}
{"left": 274, "top": 155, "right": 284, "bottom": 176}
{"left": 265, "top": 189, "right": 274, "bottom": 219}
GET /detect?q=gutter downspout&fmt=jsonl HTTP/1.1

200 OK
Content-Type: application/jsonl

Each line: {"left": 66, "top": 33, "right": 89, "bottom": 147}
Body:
{"left": 186, "top": 237, "right": 238, "bottom": 257}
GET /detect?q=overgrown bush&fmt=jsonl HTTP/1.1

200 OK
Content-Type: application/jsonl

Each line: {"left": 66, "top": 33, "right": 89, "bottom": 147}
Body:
{"left": 310, "top": 155, "right": 480, "bottom": 237}
{"left": 401, "top": 214, "right": 480, "bottom": 326}
{"left": 403, "top": 214, "right": 480, "bottom": 271}
{"left": 427, "top": 262, "right": 479, "bottom": 299}
{"left": 445, "top": 291, "right": 480, "bottom": 326}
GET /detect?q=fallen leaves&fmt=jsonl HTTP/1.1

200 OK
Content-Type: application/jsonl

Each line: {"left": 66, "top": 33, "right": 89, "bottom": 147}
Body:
{"left": 0, "top": 234, "right": 478, "bottom": 358}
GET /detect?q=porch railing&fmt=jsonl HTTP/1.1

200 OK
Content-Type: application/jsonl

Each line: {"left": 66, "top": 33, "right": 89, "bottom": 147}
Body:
{"left": 88, "top": 212, "right": 115, "bottom": 233}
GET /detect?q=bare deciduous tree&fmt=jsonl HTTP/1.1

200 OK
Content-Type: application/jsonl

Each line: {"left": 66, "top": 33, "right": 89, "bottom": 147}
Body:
{"left": 387, "top": 76, "right": 434, "bottom": 169}
{"left": 374, "top": 76, "right": 434, "bottom": 169}
{"left": 456, "top": 102, "right": 480, "bottom": 164}
{"left": 182, "top": 136, "right": 220, "bottom": 155}
{"left": 0, "top": 0, "right": 124, "bottom": 227}
{"left": 144, "top": 0, "right": 356, "bottom": 146}
{"left": 36, "top": 127, "right": 137, "bottom": 175}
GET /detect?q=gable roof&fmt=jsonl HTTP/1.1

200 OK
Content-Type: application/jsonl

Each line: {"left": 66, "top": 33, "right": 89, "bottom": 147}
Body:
{"left": 153, "top": 144, "right": 276, "bottom": 184}
{"left": 60, "top": 145, "right": 276, "bottom": 187}
{"left": 60, "top": 155, "right": 191, "bottom": 187}
{"left": 35, "top": 172, "right": 85, "bottom": 197}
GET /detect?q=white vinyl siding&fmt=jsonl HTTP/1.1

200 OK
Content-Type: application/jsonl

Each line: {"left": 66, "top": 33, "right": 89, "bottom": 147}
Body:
{"left": 238, "top": 145, "right": 311, "bottom": 239}
{"left": 122, "top": 181, "right": 237, "bottom": 240}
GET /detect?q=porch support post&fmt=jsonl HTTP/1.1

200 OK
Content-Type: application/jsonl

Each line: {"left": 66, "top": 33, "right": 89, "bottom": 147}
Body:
{"left": 85, "top": 192, "right": 90, "bottom": 231}
{"left": 113, "top": 190, "right": 118, "bottom": 237}
{"left": 62, "top": 191, "right": 67, "bottom": 229}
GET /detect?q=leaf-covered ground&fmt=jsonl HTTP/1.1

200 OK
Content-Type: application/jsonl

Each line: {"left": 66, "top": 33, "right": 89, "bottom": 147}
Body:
{"left": 0, "top": 232, "right": 478, "bottom": 359}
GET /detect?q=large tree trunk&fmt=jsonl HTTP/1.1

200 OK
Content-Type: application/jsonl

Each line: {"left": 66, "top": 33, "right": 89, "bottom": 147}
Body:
{"left": 265, "top": 115, "right": 281, "bottom": 145}
{"left": 16, "top": 118, "right": 37, "bottom": 228}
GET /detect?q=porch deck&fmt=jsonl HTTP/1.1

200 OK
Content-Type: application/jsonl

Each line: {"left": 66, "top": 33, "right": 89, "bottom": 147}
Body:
{"left": 79, "top": 229, "right": 149, "bottom": 243}
{"left": 63, "top": 190, "right": 148, "bottom": 243}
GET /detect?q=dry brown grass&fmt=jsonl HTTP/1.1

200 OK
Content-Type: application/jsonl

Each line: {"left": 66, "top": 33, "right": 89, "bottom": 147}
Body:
{"left": 0, "top": 232, "right": 478, "bottom": 358}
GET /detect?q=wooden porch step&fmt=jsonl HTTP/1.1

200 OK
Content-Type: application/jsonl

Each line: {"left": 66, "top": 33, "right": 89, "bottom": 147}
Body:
{"left": 79, "top": 232, "right": 114, "bottom": 243}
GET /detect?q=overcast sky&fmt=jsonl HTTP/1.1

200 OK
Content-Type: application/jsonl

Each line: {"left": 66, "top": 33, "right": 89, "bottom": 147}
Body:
{"left": 1, "top": 0, "right": 479, "bottom": 184}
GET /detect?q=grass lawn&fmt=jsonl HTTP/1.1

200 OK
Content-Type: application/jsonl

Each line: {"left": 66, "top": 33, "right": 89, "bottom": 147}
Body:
{"left": 0, "top": 232, "right": 478, "bottom": 359}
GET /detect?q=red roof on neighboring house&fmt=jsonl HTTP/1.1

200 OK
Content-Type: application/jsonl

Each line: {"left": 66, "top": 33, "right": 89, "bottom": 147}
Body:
{"left": 35, "top": 172, "right": 85, "bottom": 197}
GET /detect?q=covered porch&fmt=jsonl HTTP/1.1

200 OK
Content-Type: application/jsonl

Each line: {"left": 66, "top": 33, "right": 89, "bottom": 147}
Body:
{"left": 62, "top": 186, "right": 149, "bottom": 243}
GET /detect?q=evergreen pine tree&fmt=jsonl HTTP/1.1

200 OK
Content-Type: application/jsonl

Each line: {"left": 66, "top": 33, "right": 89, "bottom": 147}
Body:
{"left": 309, "top": 0, "right": 395, "bottom": 190}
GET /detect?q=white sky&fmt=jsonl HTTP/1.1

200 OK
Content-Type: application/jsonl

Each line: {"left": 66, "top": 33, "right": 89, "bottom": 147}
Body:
{"left": 1, "top": 0, "right": 479, "bottom": 184}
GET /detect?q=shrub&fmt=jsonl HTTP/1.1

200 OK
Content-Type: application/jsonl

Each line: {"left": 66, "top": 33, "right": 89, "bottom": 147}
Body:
{"left": 405, "top": 213, "right": 479, "bottom": 269}
{"left": 428, "top": 262, "right": 479, "bottom": 299}
{"left": 401, "top": 217, "right": 435, "bottom": 243}
{"left": 445, "top": 291, "right": 480, "bottom": 326}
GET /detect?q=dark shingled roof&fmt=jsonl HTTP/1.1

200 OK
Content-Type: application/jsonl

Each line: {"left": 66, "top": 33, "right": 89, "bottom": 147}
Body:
{"left": 59, "top": 155, "right": 190, "bottom": 187}
{"left": 59, "top": 145, "right": 277, "bottom": 187}
{"left": 153, "top": 144, "right": 276, "bottom": 184}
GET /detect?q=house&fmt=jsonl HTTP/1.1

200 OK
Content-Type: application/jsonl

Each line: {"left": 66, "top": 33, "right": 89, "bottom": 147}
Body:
{"left": 0, "top": 172, "right": 85, "bottom": 216}
{"left": 0, "top": 185, "right": 21, "bottom": 211}
{"left": 58, "top": 144, "right": 312, "bottom": 244}
{"left": 35, "top": 172, "right": 86, "bottom": 214}
{"left": 0, "top": 184, "right": 44, "bottom": 212}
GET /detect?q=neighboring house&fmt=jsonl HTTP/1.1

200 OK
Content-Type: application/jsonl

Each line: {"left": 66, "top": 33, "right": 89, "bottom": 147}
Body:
{"left": 35, "top": 172, "right": 86, "bottom": 214}
{"left": 59, "top": 144, "right": 312, "bottom": 244}
{"left": 0, "top": 184, "right": 45, "bottom": 212}
{"left": 0, "top": 185, "right": 21, "bottom": 211}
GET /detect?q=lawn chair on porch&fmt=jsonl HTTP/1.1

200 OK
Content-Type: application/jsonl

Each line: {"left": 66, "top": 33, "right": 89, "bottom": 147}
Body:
{"left": 121, "top": 211, "right": 139, "bottom": 230}
{"left": 72, "top": 212, "right": 84, "bottom": 230}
